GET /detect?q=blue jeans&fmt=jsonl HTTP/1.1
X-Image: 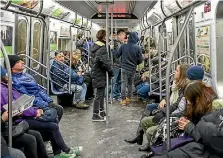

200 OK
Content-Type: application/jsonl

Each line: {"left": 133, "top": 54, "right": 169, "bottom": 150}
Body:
{"left": 121, "top": 69, "right": 135, "bottom": 99}
{"left": 136, "top": 82, "right": 150, "bottom": 99}
{"left": 146, "top": 103, "right": 158, "bottom": 111}
{"left": 65, "top": 83, "right": 87, "bottom": 103}
{"left": 112, "top": 67, "right": 121, "bottom": 99}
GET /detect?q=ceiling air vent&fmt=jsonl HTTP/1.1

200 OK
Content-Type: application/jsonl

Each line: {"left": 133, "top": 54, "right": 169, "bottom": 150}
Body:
{"left": 95, "top": 0, "right": 114, "bottom": 5}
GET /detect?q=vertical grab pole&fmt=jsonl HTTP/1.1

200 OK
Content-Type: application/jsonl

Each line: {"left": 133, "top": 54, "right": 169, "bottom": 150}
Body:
{"left": 165, "top": 7, "right": 194, "bottom": 151}
{"left": 158, "top": 27, "right": 162, "bottom": 100}
{"left": 0, "top": 39, "right": 13, "bottom": 147}
{"left": 68, "top": 26, "right": 73, "bottom": 94}
{"left": 105, "top": 4, "right": 109, "bottom": 123}
{"left": 110, "top": 7, "right": 114, "bottom": 104}
{"left": 46, "top": 17, "right": 50, "bottom": 95}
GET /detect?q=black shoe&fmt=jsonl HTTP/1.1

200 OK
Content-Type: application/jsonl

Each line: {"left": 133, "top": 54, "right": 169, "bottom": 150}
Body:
{"left": 139, "top": 143, "right": 151, "bottom": 151}
{"left": 100, "top": 110, "right": 106, "bottom": 117}
{"left": 92, "top": 113, "right": 105, "bottom": 122}
{"left": 124, "top": 136, "right": 138, "bottom": 144}
{"left": 141, "top": 152, "right": 154, "bottom": 158}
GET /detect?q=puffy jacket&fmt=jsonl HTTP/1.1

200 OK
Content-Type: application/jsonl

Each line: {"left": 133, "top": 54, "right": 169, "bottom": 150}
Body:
{"left": 12, "top": 72, "right": 52, "bottom": 108}
{"left": 115, "top": 32, "right": 143, "bottom": 72}
{"left": 1, "top": 83, "right": 38, "bottom": 117}
{"left": 50, "top": 60, "right": 83, "bottom": 90}
{"left": 90, "top": 40, "right": 113, "bottom": 88}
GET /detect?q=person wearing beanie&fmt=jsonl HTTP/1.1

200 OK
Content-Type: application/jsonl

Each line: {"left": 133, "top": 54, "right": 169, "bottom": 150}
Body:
{"left": 7, "top": 54, "right": 64, "bottom": 121}
{"left": 8, "top": 55, "right": 23, "bottom": 69}
{"left": 186, "top": 65, "right": 204, "bottom": 81}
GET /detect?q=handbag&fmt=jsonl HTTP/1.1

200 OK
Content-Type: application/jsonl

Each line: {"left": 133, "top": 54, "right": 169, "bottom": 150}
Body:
{"left": 2, "top": 121, "right": 29, "bottom": 138}
{"left": 36, "top": 107, "right": 58, "bottom": 123}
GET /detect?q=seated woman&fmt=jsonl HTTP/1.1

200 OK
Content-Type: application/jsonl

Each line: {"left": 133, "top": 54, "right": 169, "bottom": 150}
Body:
{"left": 1, "top": 66, "right": 83, "bottom": 157}
{"left": 124, "top": 64, "right": 188, "bottom": 145}
{"left": 152, "top": 81, "right": 223, "bottom": 158}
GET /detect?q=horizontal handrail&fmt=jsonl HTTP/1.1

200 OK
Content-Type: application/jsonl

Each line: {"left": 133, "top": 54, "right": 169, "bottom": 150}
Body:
{"left": 24, "top": 65, "right": 47, "bottom": 80}
{"left": 19, "top": 54, "right": 47, "bottom": 69}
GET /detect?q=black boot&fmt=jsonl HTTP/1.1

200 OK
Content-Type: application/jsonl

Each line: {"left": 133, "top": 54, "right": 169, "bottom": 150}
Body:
{"left": 141, "top": 152, "right": 154, "bottom": 158}
{"left": 124, "top": 125, "right": 144, "bottom": 145}
{"left": 139, "top": 143, "right": 150, "bottom": 151}
{"left": 124, "top": 136, "right": 138, "bottom": 144}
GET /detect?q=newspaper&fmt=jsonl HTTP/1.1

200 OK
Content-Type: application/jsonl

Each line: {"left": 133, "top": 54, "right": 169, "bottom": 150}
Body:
{"left": 3, "top": 94, "right": 35, "bottom": 117}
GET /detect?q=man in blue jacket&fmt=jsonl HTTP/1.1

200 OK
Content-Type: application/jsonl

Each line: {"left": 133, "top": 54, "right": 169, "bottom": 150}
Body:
{"left": 50, "top": 51, "right": 89, "bottom": 109}
{"left": 7, "top": 55, "right": 63, "bottom": 121}
{"left": 114, "top": 32, "right": 143, "bottom": 105}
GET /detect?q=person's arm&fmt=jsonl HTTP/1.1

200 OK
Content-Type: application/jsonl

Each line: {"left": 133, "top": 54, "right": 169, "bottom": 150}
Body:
{"left": 114, "top": 45, "right": 122, "bottom": 58}
{"left": 137, "top": 47, "right": 143, "bottom": 65}
{"left": 12, "top": 78, "right": 29, "bottom": 95}
{"left": 22, "top": 107, "right": 38, "bottom": 117}
{"left": 100, "top": 47, "right": 113, "bottom": 77}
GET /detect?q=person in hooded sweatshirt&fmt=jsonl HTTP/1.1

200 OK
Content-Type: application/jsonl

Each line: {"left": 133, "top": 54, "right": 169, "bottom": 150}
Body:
{"left": 90, "top": 29, "right": 113, "bottom": 121}
{"left": 114, "top": 32, "right": 143, "bottom": 106}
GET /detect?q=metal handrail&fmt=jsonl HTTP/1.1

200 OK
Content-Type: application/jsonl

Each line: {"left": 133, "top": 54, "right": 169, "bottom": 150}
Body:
{"left": 3, "top": 0, "right": 11, "bottom": 9}
{"left": 23, "top": 65, "right": 47, "bottom": 80}
{"left": 19, "top": 54, "right": 47, "bottom": 69}
{"left": 36, "top": 0, "right": 43, "bottom": 18}
{"left": 0, "top": 39, "right": 13, "bottom": 147}
{"left": 165, "top": 6, "right": 194, "bottom": 151}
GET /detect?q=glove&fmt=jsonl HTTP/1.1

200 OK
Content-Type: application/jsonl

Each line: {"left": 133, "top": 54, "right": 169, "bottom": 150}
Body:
{"left": 152, "top": 111, "right": 165, "bottom": 124}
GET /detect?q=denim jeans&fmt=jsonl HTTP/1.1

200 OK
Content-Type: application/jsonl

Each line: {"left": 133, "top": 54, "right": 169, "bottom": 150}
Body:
{"left": 112, "top": 67, "right": 121, "bottom": 99}
{"left": 63, "top": 83, "right": 86, "bottom": 103}
{"left": 146, "top": 103, "right": 158, "bottom": 111}
{"left": 121, "top": 69, "right": 135, "bottom": 100}
{"left": 136, "top": 82, "right": 150, "bottom": 100}
{"left": 93, "top": 87, "right": 105, "bottom": 113}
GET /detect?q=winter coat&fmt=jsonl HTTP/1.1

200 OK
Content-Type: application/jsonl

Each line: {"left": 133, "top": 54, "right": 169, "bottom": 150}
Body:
{"left": 12, "top": 72, "right": 52, "bottom": 108}
{"left": 1, "top": 83, "right": 38, "bottom": 117}
{"left": 90, "top": 40, "right": 113, "bottom": 88}
{"left": 115, "top": 32, "right": 143, "bottom": 72}
{"left": 50, "top": 60, "right": 83, "bottom": 90}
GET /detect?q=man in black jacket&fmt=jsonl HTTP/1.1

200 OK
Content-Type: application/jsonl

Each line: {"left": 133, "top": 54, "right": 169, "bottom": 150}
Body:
{"left": 153, "top": 109, "right": 223, "bottom": 158}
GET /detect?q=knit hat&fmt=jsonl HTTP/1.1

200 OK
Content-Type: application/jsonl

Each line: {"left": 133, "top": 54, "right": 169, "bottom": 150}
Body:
{"left": 8, "top": 55, "right": 22, "bottom": 68}
{"left": 186, "top": 65, "right": 204, "bottom": 81}
{"left": 1, "top": 66, "right": 7, "bottom": 78}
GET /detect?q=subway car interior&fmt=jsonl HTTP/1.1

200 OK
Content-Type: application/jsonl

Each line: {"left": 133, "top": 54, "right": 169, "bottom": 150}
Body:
{"left": 0, "top": 0, "right": 223, "bottom": 158}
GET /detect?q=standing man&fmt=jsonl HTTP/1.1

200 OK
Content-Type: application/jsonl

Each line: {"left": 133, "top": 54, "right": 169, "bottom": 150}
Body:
{"left": 111, "top": 29, "right": 126, "bottom": 100}
{"left": 114, "top": 32, "right": 143, "bottom": 106}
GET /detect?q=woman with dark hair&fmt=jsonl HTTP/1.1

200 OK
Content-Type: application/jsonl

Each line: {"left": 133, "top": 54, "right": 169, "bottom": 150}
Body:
{"left": 90, "top": 29, "right": 113, "bottom": 121}
{"left": 153, "top": 81, "right": 223, "bottom": 158}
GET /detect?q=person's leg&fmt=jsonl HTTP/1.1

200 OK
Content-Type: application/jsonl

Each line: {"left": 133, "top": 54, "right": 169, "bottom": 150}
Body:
{"left": 112, "top": 67, "right": 120, "bottom": 99}
{"left": 146, "top": 103, "right": 159, "bottom": 112}
{"left": 137, "top": 83, "right": 150, "bottom": 100}
{"left": 12, "top": 133, "right": 38, "bottom": 158}
{"left": 98, "top": 87, "right": 106, "bottom": 117}
{"left": 92, "top": 87, "right": 106, "bottom": 121}
{"left": 8, "top": 148, "right": 26, "bottom": 158}
{"left": 27, "top": 130, "right": 48, "bottom": 158}
{"left": 127, "top": 71, "right": 135, "bottom": 100}
{"left": 48, "top": 103, "right": 64, "bottom": 122}
{"left": 26, "top": 119, "right": 70, "bottom": 155}
{"left": 70, "top": 84, "right": 82, "bottom": 104}
{"left": 121, "top": 69, "right": 128, "bottom": 105}
{"left": 80, "top": 83, "right": 87, "bottom": 103}
{"left": 139, "top": 116, "right": 157, "bottom": 151}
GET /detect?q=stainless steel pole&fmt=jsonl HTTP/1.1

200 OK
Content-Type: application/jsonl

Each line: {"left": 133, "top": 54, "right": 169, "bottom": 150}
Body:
{"left": 0, "top": 39, "right": 13, "bottom": 147}
{"left": 105, "top": 4, "right": 109, "bottom": 123}
{"left": 68, "top": 26, "right": 73, "bottom": 94}
{"left": 165, "top": 6, "right": 194, "bottom": 151}
{"left": 110, "top": 8, "right": 113, "bottom": 104}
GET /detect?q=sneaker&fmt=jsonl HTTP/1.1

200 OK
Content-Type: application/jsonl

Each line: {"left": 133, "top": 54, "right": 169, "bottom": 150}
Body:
{"left": 54, "top": 153, "right": 76, "bottom": 158}
{"left": 92, "top": 113, "right": 105, "bottom": 122}
{"left": 121, "top": 99, "right": 127, "bottom": 106}
{"left": 75, "top": 102, "right": 89, "bottom": 109}
{"left": 99, "top": 110, "right": 106, "bottom": 117}
{"left": 126, "top": 97, "right": 131, "bottom": 103}
{"left": 69, "top": 146, "right": 83, "bottom": 156}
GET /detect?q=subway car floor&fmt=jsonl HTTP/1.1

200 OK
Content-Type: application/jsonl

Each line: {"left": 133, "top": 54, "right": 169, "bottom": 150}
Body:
{"left": 51, "top": 96, "right": 148, "bottom": 158}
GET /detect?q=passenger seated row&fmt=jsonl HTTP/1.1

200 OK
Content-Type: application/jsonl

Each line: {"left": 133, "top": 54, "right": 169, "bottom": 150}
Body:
{"left": 1, "top": 55, "right": 84, "bottom": 158}
{"left": 124, "top": 64, "right": 223, "bottom": 158}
